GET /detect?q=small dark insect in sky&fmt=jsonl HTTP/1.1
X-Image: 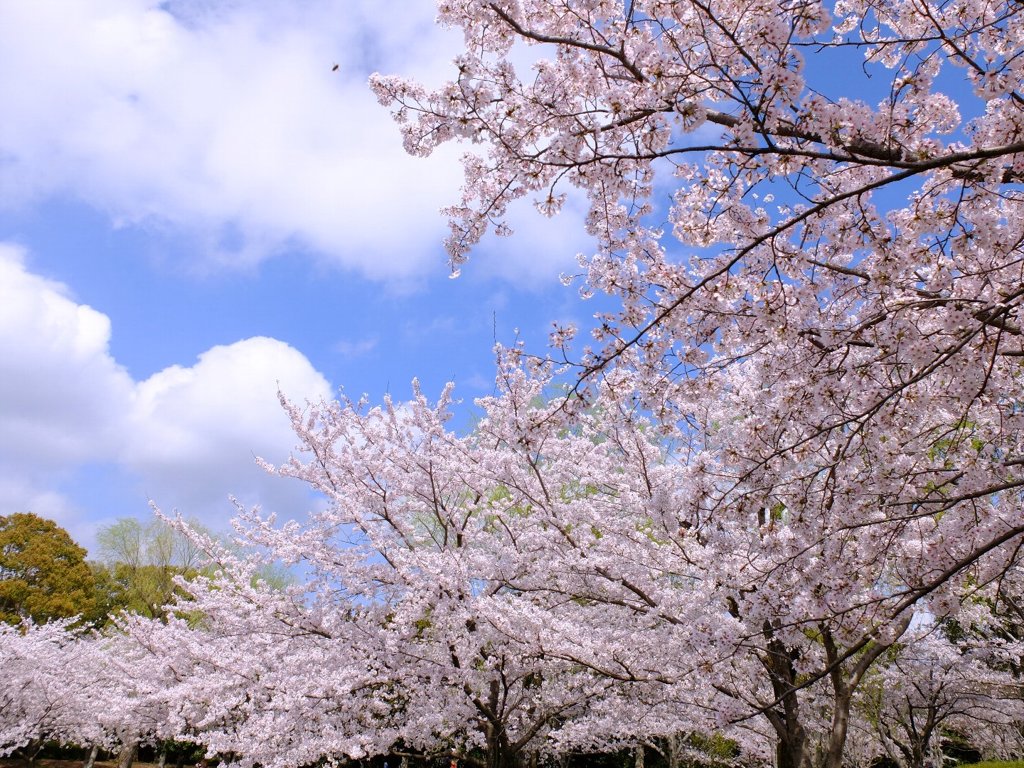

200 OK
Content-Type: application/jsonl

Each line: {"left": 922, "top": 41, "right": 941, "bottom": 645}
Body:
{"left": 331, "top": 64, "right": 339, "bottom": 71}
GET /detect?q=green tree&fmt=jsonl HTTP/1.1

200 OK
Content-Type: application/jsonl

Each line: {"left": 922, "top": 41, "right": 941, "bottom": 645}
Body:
{"left": 93, "top": 517, "right": 207, "bottom": 620}
{"left": 0, "top": 512, "right": 96, "bottom": 624}
{"left": 92, "top": 516, "right": 293, "bottom": 625}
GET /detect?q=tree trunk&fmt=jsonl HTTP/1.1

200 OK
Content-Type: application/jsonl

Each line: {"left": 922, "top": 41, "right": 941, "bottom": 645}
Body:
{"left": 775, "top": 726, "right": 811, "bottom": 768}
{"left": 821, "top": 687, "right": 852, "bottom": 768}
{"left": 485, "top": 743, "right": 519, "bottom": 768}
{"left": 157, "top": 751, "right": 167, "bottom": 768}
{"left": 763, "top": 667, "right": 811, "bottom": 768}
{"left": 634, "top": 745, "right": 645, "bottom": 768}
{"left": 484, "top": 725, "right": 520, "bottom": 768}
{"left": 25, "top": 739, "right": 48, "bottom": 764}
{"left": 116, "top": 742, "right": 139, "bottom": 768}
{"left": 758, "top": 619, "right": 813, "bottom": 768}
{"left": 666, "top": 734, "right": 680, "bottom": 768}
{"left": 84, "top": 746, "right": 99, "bottom": 768}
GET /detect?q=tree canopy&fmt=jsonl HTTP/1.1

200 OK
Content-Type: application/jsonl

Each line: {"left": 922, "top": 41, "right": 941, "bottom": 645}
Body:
{"left": 0, "top": 512, "right": 96, "bottom": 625}
{"left": 93, "top": 517, "right": 208, "bottom": 621}
{"left": 362, "top": 3, "right": 1024, "bottom": 764}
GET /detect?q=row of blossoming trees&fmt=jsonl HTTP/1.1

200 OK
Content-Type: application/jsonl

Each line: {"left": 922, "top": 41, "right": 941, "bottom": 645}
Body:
{"left": 3, "top": 375, "right": 1023, "bottom": 768}
{"left": 7, "top": 0, "right": 1024, "bottom": 765}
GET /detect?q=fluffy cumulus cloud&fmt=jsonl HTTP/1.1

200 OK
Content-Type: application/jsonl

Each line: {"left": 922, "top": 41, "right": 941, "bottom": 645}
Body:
{"left": 0, "top": 245, "right": 135, "bottom": 469}
{"left": 0, "top": 247, "right": 333, "bottom": 551}
{"left": 125, "top": 336, "right": 332, "bottom": 516}
{"left": 0, "top": 0, "right": 468, "bottom": 279}
{"left": 0, "top": 0, "right": 595, "bottom": 286}
{"left": 473, "top": 191, "right": 595, "bottom": 285}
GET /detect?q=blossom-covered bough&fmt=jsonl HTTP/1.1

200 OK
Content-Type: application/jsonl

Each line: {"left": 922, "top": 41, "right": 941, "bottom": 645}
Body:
{"left": 143, "top": 351, "right": 1017, "bottom": 768}
{"left": 0, "top": 619, "right": 177, "bottom": 760}
{"left": 367, "top": 1, "right": 1024, "bottom": 767}
{"left": 132, "top": 384, "right": 631, "bottom": 768}
{"left": 0, "top": 620, "right": 100, "bottom": 757}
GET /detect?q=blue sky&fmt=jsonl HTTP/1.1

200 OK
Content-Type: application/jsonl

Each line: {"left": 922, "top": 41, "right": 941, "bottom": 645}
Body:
{"left": 0, "top": 0, "right": 596, "bottom": 554}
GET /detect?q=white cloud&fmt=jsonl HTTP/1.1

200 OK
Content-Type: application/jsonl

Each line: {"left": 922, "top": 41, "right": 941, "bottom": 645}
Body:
{"left": 471, "top": 190, "right": 595, "bottom": 286}
{"left": 0, "top": 476, "right": 87, "bottom": 548}
{"left": 333, "top": 337, "right": 378, "bottom": 358}
{"left": 0, "top": 247, "right": 334, "bottom": 549}
{"left": 0, "top": 0, "right": 599, "bottom": 287}
{"left": 0, "top": 0, "right": 466, "bottom": 280}
{"left": 124, "top": 336, "right": 332, "bottom": 516}
{"left": 0, "top": 245, "right": 134, "bottom": 468}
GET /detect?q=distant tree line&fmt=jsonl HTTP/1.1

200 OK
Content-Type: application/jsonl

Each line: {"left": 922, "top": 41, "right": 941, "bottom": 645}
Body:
{"left": 0, "top": 512, "right": 212, "bottom": 628}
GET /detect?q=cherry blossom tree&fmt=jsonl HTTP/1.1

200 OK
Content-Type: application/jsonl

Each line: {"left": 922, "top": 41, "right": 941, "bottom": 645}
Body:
{"left": 115, "top": 564, "right": 402, "bottom": 768}
{"left": 370, "top": 2, "right": 1024, "bottom": 767}
{"left": 132, "top": 399, "right": 632, "bottom": 768}
{"left": 126, "top": 357, "right": 911, "bottom": 768}
{"left": 0, "top": 620, "right": 101, "bottom": 757}
{"left": 851, "top": 618, "right": 1024, "bottom": 768}
{"left": 105, "top": 338, "right": 1015, "bottom": 768}
{"left": 0, "top": 620, "right": 173, "bottom": 760}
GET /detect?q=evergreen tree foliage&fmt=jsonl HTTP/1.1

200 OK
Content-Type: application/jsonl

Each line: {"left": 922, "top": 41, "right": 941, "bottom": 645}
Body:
{"left": 0, "top": 512, "right": 96, "bottom": 625}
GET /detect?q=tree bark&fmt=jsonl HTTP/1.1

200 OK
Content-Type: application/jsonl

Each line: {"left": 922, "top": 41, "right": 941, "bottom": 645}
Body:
{"left": 820, "top": 615, "right": 912, "bottom": 768}
{"left": 760, "top": 621, "right": 812, "bottom": 768}
{"left": 83, "top": 746, "right": 99, "bottom": 768}
{"left": 25, "top": 739, "right": 45, "bottom": 764}
{"left": 484, "top": 729, "right": 520, "bottom": 768}
{"left": 774, "top": 723, "right": 810, "bottom": 768}
{"left": 116, "top": 741, "right": 139, "bottom": 768}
